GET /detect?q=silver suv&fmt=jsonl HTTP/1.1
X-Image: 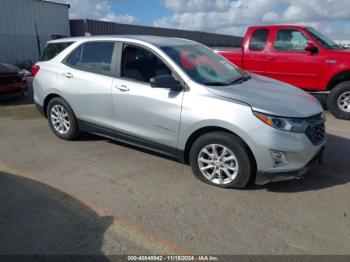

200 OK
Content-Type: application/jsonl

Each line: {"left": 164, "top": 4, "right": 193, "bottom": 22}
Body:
{"left": 33, "top": 35, "right": 326, "bottom": 188}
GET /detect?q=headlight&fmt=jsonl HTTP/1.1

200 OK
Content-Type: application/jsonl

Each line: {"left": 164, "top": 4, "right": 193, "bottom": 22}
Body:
{"left": 253, "top": 111, "right": 307, "bottom": 133}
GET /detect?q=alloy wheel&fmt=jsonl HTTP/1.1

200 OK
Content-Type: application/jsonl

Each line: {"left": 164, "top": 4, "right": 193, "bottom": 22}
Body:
{"left": 50, "top": 105, "right": 71, "bottom": 135}
{"left": 338, "top": 91, "right": 350, "bottom": 113}
{"left": 198, "top": 144, "right": 239, "bottom": 185}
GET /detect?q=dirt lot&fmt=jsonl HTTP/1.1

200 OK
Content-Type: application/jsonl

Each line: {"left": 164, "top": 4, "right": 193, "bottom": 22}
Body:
{"left": 0, "top": 85, "right": 350, "bottom": 256}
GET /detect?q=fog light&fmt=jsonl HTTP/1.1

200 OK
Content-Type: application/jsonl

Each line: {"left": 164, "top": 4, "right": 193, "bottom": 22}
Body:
{"left": 270, "top": 150, "right": 288, "bottom": 167}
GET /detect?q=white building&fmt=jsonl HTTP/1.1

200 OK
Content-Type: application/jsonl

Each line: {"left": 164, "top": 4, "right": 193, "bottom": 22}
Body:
{"left": 335, "top": 40, "right": 350, "bottom": 48}
{"left": 0, "top": 0, "right": 70, "bottom": 65}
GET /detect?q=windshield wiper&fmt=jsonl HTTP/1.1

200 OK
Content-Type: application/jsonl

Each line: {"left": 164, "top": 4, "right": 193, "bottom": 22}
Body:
{"left": 204, "top": 75, "right": 252, "bottom": 86}
{"left": 229, "top": 75, "right": 251, "bottom": 85}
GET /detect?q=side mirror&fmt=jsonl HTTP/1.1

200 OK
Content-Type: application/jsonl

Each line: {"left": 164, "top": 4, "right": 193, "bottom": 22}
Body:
{"left": 150, "top": 75, "right": 183, "bottom": 91}
{"left": 305, "top": 42, "right": 318, "bottom": 53}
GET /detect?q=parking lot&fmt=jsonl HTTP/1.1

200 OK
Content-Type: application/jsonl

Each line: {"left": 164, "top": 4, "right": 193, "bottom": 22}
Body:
{"left": 0, "top": 83, "right": 350, "bottom": 256}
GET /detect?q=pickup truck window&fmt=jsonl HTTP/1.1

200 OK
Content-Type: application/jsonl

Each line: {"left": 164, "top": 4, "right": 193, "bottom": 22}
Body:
{"left": 274, "top": 29, "right": 309, "bottom": 51}
{"left": 249, "top": 29, "right": 269, "bottom": 51}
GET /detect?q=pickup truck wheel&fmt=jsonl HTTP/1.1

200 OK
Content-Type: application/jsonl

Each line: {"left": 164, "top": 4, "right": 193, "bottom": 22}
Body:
{"left": 327, "top": 81, "right": 350, "bottom": 120}
{"left": 189, "top": 132, "right": 253, "bottom": 189}
{"left": 47, "top": 97, "right": 81, "bottom": 140}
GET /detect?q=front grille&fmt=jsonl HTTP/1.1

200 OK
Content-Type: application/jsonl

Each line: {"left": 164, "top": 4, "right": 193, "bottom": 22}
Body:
{"left": 0, "top": 76, "right": 19, "bottom": 86}
{"left": 305, "top": 114, "right": 326, "bottom": 145}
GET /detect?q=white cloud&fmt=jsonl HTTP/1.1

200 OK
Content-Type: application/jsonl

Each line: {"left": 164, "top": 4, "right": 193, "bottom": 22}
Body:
{"left": 163, "top": 0, "right": 231, "bottom": 13}
{"left": 263, "top": 12, "right": 279, "bottom": 23}
{"left": 155, "top": 0, "right": 350, "bottom": 39}
{"left": 55, "top": 0, "right": 139, "bottom": 24}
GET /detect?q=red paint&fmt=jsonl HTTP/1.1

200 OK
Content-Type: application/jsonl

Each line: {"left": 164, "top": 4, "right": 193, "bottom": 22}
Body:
{"left": 180, "top": 51, "right": 223, "bottom": 71}
{"left": 31, "top": 65, "right": 40, "bottom": 77}
{"left": 0, "top": 72, "right": 27, "bottom": 96}
{"left": 218, "top": 25, "right": 350, "bottom": 91}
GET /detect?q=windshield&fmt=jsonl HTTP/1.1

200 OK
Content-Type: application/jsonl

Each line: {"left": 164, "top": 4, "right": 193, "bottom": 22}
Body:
{"left": 306, "top": 27, "right": 342, "bottom": 50}
{"left": 161, "top": 44, "right": 245, "bottom": 86}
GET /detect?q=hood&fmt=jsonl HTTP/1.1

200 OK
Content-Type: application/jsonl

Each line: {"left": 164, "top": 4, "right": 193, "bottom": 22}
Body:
{"left": 207, "top": 74, "right": 323, "bottom": 118}
{"left": 326, "top": 48, "right": 350, "bottom": 55}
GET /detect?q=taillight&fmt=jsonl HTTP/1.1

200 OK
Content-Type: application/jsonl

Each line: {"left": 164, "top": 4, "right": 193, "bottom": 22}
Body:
{"left": 31, "top": 65, "right": 40, "bottom": 77}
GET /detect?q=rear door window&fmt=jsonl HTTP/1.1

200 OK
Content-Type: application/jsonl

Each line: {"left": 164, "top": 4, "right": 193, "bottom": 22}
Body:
{"left": 65, "top": 42, "right": 115, "bottom": 75}
{"left": 40, "top": 42, "right": 74, "bottom": 61}
{"left": 249, "top": 29, "right": 269, "bottom": 51}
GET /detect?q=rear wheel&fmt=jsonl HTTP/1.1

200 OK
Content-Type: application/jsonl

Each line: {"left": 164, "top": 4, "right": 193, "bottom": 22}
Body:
{"left": 47, "top": 97, "right": 80, "bottom": 140}
{"left": 189, "top": 132, "right": 253, "bottom": 188}
{"left": 327, "top": 81, "right": 350, "bottom": 120}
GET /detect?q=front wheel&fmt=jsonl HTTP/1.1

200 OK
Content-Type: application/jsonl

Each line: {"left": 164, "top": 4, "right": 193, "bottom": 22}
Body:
{"left": 327, "top": 81, "right": 350, "bottom": 120}
{"left": 189, "top": 132, "right": 254, "bottom": 188}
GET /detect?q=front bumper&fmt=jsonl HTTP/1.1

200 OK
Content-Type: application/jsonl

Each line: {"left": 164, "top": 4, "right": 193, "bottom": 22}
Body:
{"left": 255, "top": 146, "right": 325, "bottom": 185}
{"left": 0, "top": 87, "right": 27, "bottom": 100}
{"left": 0, "top": 81, "right": 27, "bottom": 94}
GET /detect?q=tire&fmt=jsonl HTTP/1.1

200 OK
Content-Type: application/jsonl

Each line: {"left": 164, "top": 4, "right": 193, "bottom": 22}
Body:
{"left": 21, "top": 86, "right": 28, "bottom": 98}
{"left": 189, "top": 132, "right": 254, "bottom": 189}
{"left": 327, "top": 81, "right": 350, "bottom": 120}
{"left": 47, "top": 97, "right": 80, "bottom": 140}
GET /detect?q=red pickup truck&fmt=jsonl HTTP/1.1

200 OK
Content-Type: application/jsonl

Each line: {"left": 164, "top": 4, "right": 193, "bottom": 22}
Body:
{"left": 217, "top": 25, "right": 350, "bottom": 120}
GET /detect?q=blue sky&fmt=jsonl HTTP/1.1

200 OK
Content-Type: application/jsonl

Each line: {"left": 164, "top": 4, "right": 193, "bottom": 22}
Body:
{"left": 110, "top": 0, "right": 171, "bottom": 25}
{"left": 59, "top": 0, "right": 350, "bottom": 40}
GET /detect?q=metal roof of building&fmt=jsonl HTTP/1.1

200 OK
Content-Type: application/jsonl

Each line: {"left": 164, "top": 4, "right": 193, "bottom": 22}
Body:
{"left": 34, "top": 0, "right": 70, "bottom": 8}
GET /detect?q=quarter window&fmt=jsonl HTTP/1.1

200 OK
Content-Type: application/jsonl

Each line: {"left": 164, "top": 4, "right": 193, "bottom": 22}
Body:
{"left": 40, "top": 42, "right": 74, "bottom": 61}
{"left": 249, "top": 29, "right": 269, "bottom": 51}
{"left": 274, "top": 29, "right": 309, "bottom": 51}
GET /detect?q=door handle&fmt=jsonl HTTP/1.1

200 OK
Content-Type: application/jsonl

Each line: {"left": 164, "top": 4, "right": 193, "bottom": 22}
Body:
{"left": 115, "top": 85, "right": 130, "bottom": 92}
{"left": 63, "top": 72, "right": 73, "bottom": 78}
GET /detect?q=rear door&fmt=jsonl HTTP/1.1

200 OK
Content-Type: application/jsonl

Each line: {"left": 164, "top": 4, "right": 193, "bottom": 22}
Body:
{"left": 265, "top": 28, "right": 325, "bottom": 90}
{"left": 56, "top": 41, "right": 117, "bottom": 130}
{"left": 242, "top": 28, "right": 269, "bottom": 74}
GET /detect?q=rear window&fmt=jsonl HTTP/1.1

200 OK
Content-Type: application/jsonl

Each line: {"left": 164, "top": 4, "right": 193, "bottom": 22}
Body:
{"left": 40, "top": 42, "right": 74, "bottom": 61}
{"left": 249, "top": 29, "right": 269, "bottom": 51}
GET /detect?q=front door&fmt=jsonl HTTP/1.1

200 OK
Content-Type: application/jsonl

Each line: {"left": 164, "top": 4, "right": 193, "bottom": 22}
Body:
{"left": 112, "top": 44, "right": 184, "bottom": 149}
{"left": 266, "top": 28, "right": 325, "bottom": 90}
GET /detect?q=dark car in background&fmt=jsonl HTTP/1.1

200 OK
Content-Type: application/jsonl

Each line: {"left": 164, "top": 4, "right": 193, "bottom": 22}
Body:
{"left": 0, "top": 63, "right": 28, "bottom": 99}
